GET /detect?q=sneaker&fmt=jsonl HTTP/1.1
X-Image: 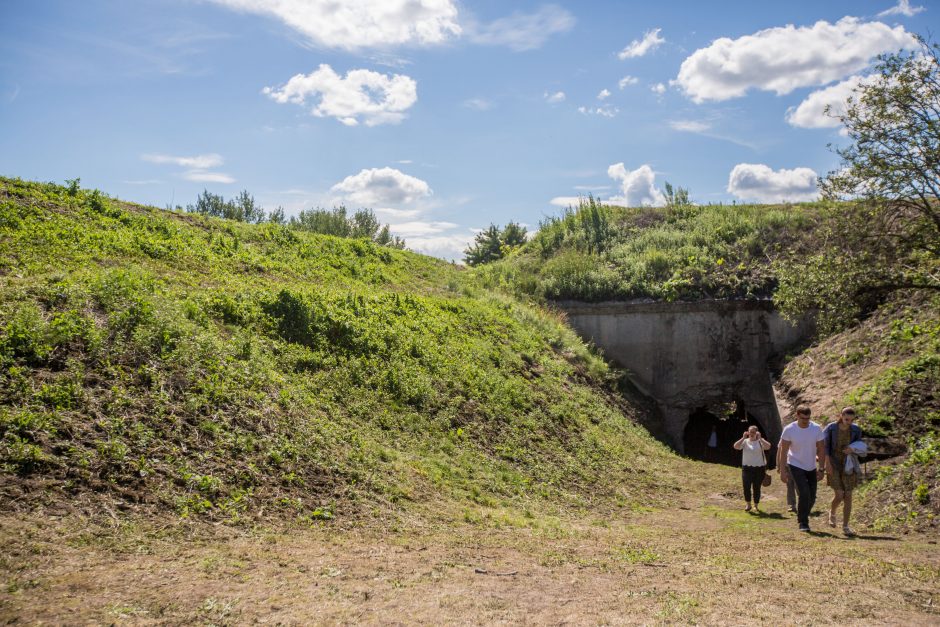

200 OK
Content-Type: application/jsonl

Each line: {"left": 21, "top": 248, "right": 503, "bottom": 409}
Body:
{"left": 753, "top": 503, "right": 761, "bottom": 512}
{"left": 787, "top": 505, "right": 796, "bottom": 513}
{"left": 745, "top": 503, "right": 752, "bottom": 512}
{"left": 843, "top": 526, "right": 855, "bottom": 536}
{"left": 799, "top": 525, "right": 810, "bottom": 532}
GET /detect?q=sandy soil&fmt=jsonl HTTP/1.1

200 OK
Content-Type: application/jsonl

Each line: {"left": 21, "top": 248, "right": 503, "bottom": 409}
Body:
{"left": 2, "top": 470, "right": 938, "bottom": 626}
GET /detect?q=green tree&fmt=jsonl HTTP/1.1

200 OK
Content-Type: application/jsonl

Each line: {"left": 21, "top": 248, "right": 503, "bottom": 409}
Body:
{"left": 267, "top": 206, "right": 286, "bottom": 225}
{"left": 289, "top": 206, "right": 404, "bottom": 247}
{"left": 464, "top": 224, "right": 503, "bottom": 266}
{"left": 663, "top": 182, "right": 690, "bottom": 207}
{"left": 501, "top": 222, "right": 528, "bottom": 248}
{"left": 463, "top": 222, "right": 529, "bottom": 266}
{"left": 232, "top": 190, "right": 265, "bottom": 223}
{"left": 776, "top": 38, "right": 940, "bottom": 331}
{"left": 350, "top": 209, "right": 381, "bottom": 239}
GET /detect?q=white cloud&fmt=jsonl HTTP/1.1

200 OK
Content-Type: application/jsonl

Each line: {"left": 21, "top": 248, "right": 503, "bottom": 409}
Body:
{"left": 141, "top": 153, "right": 224, "bottom": 169}
{"left": 263, "top": 64, "right": 417, "bottom": 127}
{"left": 607, "top": 163, "right": 666, "bottom": 206}
{"left": 545, "top": 90, "right": 566, "bottom": 103}
{"left": 182, "top": 170, "right": 236, "bottom": 184}
{"left": 386, "top": 220, "right": 457, "bottom": 237}
{"left": 597, "top": 88, "right": 611, "bottom": 100}
{"left": 207, "top": 0, "right": 461, "bottom": 51}
{"left": 573, "top": 185, "right": 611, "bottom": 191}
{"left": 330, "top": 167, "right": 432, "bottom": 207}
{"left": 463, "top": 97, "right": 493, "bottom": 111}
{"left": 142, "top": 153, "right": 233, "bottom": 183}
{"left": 550, "top": 196, "right": 584, "bottom": 207}
{"left": 578, "top": 105, "right": 619, "bottom": 118}
{"left": 374, "top": 207, "right": 422, "bottom": 219}
{"left": 878, "top": 0, "right": 925, "bottom": 17}
{"left": 785, "top": 74, "right": 874, "bottom": 130}
{"left": 618, "top": 28, "right": 664, "bottom": 60}
{"left": 669, "top": 120, "right": 711, "bottom": 132}
{"left": 726, "top": 163, "right": 818, "bottom": 202}
{"left": 651, "top": 82, "right": 667, "bottom": 95}
{"left": 676, "top": 17, "right": 915, "bottom": 103}
{"left": 618, "top": 76, "right": 639, "bottom": 89}
{"left": 404, "top": 233, "right": 474, "bottom": 262}
{"left": 467, "top": 5, "right": 575, "bottom": 51}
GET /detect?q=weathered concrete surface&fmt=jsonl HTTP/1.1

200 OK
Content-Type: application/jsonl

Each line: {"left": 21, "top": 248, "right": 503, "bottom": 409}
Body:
{"left": 557, "top": 300, "right": 815, "bottom": 453}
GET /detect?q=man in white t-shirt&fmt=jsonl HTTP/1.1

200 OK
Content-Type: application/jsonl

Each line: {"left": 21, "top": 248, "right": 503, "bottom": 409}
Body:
{"left": 777, "top": 405, "right": 827, "bottom": 532}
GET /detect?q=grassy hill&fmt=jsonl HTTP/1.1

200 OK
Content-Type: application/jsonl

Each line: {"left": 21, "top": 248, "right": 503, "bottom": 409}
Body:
{"left": 476, "top": 197, "right": 820, "bottom": 302}
{"left": 0, "top": 177, "right": 680, "bottom": 525}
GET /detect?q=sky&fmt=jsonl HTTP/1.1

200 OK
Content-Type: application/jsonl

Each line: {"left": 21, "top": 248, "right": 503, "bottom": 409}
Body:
{"left": 0, "top": 0, "right": 935, "bottom": 260}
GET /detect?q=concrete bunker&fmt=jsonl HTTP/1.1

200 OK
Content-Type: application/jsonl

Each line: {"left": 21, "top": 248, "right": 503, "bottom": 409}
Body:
{"left": 557, "top": 300, "right": 815, "bottom": 460}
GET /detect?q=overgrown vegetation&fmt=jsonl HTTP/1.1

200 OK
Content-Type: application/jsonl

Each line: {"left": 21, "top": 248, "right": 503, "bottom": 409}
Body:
{"left": 475, "top": 195, "right": 818, "bottom": 302}
{"left": 0, "top": 176, "right": 678, "bottom": 524}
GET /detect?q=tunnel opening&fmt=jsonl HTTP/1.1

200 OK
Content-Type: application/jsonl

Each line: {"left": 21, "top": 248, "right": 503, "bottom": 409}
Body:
{"left": 683, "top": 400, "right": 770, "bottom": 467}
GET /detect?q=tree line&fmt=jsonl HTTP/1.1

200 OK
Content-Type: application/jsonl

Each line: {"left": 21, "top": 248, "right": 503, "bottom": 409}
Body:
{"left": 181, "top": 190, "right": 405, "bottom": 248}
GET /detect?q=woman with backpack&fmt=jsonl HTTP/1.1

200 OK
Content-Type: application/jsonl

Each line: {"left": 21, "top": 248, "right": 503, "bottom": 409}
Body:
{"left": 733, "top": 425, "right": 772, "bottom": 512}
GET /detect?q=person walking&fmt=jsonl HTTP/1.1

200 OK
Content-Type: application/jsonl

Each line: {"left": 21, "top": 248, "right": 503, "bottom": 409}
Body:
{"left": 733, "top": 426, "right": 771, "bottom": 512}
{"left": 824, "top": 407, "right": 864, "bottom": 536}
{"left": 778, "top": 405, "right": 827, "bottom": 532}
{"left": 706, "top": 425, "right": 718, "bottom": 462}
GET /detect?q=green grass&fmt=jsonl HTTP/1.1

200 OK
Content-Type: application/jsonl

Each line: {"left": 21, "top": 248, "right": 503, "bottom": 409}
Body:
{"left": 475, "top": 197, "right": 821, "bottom": 302}
{"left": 0, "top": 177, "right": 679, "bottom": 523}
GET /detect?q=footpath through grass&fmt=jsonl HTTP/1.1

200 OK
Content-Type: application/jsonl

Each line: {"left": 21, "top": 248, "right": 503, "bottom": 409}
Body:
{"left": 1, "top": 462, "right": 936, "bottom": 625}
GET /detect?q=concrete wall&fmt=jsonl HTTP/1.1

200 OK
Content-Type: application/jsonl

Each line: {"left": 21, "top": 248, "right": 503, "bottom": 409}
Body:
{"left": 557, "top": 300, "right": 815, "bottom": 453}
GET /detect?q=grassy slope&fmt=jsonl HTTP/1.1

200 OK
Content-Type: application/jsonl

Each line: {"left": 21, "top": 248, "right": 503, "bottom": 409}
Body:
{"left": 476, "top": 199, "right": 820, "bottom": 302}
{"left": 779, "top": 292, "right": 940, "bottom": 533}
{"left": 0, "top": 177, "right": 680, "bottom": 525}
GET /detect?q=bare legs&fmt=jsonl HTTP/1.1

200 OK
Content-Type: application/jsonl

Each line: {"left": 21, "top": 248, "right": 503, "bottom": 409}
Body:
{"left": 830, "top": 489, "right": 854, "bottom": 529}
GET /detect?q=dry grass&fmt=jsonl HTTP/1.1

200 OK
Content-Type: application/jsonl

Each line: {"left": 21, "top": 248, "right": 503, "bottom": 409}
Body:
{"left": 2, "top": 463, "right": 937, "bottom": 626}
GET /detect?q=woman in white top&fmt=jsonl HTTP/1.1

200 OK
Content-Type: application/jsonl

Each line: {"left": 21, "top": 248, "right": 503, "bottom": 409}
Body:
{"left": 733, "top": 425, "right": 772, "bottom": 511}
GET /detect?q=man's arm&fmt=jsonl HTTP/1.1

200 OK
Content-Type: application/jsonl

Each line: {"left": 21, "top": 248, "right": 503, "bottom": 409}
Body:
{"left": 777, "top": 440, "right": 790, "bottom": 480}
{"left": 816, "top": 439, "right": 827, "bottom": 479}
{"left": 822, "top": 425, "right": 834, "bottom": 473}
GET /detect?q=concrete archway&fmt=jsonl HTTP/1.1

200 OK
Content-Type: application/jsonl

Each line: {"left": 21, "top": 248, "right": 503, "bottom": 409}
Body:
{"left": 557, "top": 300, "right": 814, "bottom": 458}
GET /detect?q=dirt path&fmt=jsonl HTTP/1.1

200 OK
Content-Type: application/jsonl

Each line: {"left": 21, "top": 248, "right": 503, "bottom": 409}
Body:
{"left": 2, "top": 472, "right": 938, "bottom": 625}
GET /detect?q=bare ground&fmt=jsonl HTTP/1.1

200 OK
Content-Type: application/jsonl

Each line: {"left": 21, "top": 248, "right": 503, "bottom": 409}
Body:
{"left": 2, "top": 465, "right": 938, "bottom": 626}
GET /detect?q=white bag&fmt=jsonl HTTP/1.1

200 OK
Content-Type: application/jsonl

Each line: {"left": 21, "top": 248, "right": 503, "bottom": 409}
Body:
{"left": 844, "top": 454, "right": 861, "bottom": 475}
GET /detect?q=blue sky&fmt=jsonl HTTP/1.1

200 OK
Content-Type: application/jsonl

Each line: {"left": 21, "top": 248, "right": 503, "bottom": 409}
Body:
{"left": 0, "top": 0, "right": 934, "bottom": 260}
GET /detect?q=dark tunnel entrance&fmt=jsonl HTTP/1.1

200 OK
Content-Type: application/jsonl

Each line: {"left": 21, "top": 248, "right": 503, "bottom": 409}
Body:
{"left": 683, "top": 400, "right": 775, "bottom": 468}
